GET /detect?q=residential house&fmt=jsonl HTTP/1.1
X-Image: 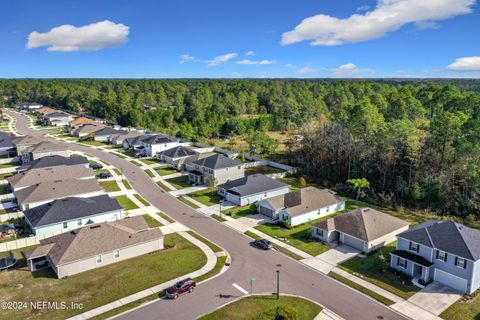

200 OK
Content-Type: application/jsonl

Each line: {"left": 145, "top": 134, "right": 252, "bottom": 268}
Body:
{"left": 157, "top": 146, "right": 198, "bottom": 165}
{"left": 217, "top": 174, "right": 290, "bottom": 206}
{"left": 69, "top": 116, "right": 96, "bottom": 128}
{"left": 42, "top": 112, "right": 73, "bottom": 126}
{"left": 123, "top": 134, "right": 152, "bottom": 150}
{"left": 390, "top": 220, "right": 480, "bottom": 294}
{"left": 71, "top": 123, "right": 105, "bottom": 138}
{"left": 257, "top": 187, "right": 345, "bottom": 227}
{"left": 35, "top": 107, "right": 56, "bottom": 116}
{"left": 14, "top": 178, "right": 104, "bottom": 210}
{"left": 23, "top": 216, "right": 163, "bottom": 278}
{"left": 12, "top": 135, "right": 43, "bottom": 155}
{"left": 17, "top": 102, "right": 43, "bottom": 111}
{"left": 139, "top": 134, "right": 180, "bottom": 157}
{"left": 23, "top": 195, "right": 124, "bottom": 236}
{"left": 17, "top": 155, "right": 89, "bottom": 173}
{"left": 109, "top": 130, "right": 144, "bottom": 146}
{"left": 7, "top": 165, "right": 95, "bottom": 191}
{"left": 172, "top": 152, "right": 215, "bottom": 171}
{"left": 20, "top": 141, "right": 69, "bottom": 164}
{"left": 312, "top": 207, "right": 409, "bottom": 253}
{"left": 0, "top": 134, "right": 18, "bottom": 157}
{"left": 93, "top": 127, "right": 123, "bottom": 142}
{"left": 187, "top": 154, "right": 244, "bottom": 186}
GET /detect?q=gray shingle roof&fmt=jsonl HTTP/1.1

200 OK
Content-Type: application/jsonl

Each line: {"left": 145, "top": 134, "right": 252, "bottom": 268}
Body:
{"left": 19, "top": 155, "right": 88, "bottom": 171}
{"left": 94, "top": 127, "right": 123, "bottom": 137}
{"left": 313, "top": 207, "right": 409, "bottom": 242}
{"left": 141, "top": 134, "right": 179, "bottom": 145}
{"left": 44, "top": 112, "right": 71, "bottom": 118}
{"left": 8, "top": 165, "right": 94, "bottom": 189}
{"left": 0, "top": 135, "right": 16, "bottom": 149}
{"left": 72, "top": 124, "right": 105, "bottom": 135}
{"left": 25, "top": 216, "right": 163, "bottom": 265}
{"left": 24, "top": 195, "right": 122, "bottom": 228}
{"left": 191, "top": 154, "right": 241, "bottom": 170}
{"left": 218, "top": 174, "right": 289, "bottom": 197}
{"left": 398, "top": 220, "right": 480, "bottom": 261}
{"left": 24, "top": 141, "right": 68, "bottom": 154}
{"left": 157, "top": 146, "right": 197, "bottom": 159}
{"left": 124, "top": 134, "right": 152, "bottom": 146}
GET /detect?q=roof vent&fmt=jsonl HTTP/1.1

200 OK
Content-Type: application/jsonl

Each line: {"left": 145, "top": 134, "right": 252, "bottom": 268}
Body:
{"left": 90, "top": 225, "right": 101, "bottom": 229}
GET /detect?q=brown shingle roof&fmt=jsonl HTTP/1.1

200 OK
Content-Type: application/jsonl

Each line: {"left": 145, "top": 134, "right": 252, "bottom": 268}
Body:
{"left": 69, "top": 117, "right": 96, "bottom": 127}
{"left": 24, "top": 141, "right": 68, "bottom": 154}
{"left": 8, "top": 165, "right": 94, "bottom": 189}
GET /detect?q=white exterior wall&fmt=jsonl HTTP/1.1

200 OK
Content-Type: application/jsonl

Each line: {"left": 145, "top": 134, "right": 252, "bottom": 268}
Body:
{"left": 284, "top": 201, "right": 345, "bottom": 227}
{"left": 366, "top": 225, "right": 409, "bottom": 252}
{"left": 28, "top": 209, "right": 124, "bottom": 236}
{"left": 32, "top": 150, "right": 70, "bottom": 161}
{"left": 94, "top": 135, "right": 110, "bottom": 142}
{"left": 20, "top": 190, "right": 105, "bottom": 210}
{"left": 225, "top": 186, "right": 290, "bottom": 206}
{"left": 55, "top": 238, "right": 164, "bottom": 278}
{"left": 144, "top": 141, "right": 179, "bottom": 157}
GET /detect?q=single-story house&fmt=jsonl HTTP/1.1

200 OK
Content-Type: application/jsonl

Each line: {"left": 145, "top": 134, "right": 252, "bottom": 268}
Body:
{"left": 0, "top": 134, "right": 18, "bottom": 157}
{"left": 123, "top": 134, "right": 152, "bottom": 150}
{"left": 17, "top": 102, "right": 43, "bottom": 111}
{"left": 109, "top": 130, "right": 144, "bottom": 146}
{"left": 390, "top": 220, "right": 480, "bottom": 294}
{"left": 257, "top": 187, "right": 345, "bottom": 227}
{"left": 217, "top": 174, "right": 290, "bottom": 206}
{"left": 8, "top": 165, "right": 95, "bottom": 191}
{"left": 42, "top": 112, "right": 73, "bottom": 126}
{"left": 139, "top": 134, "right": 180, "bottom": 157}
{"left": 172, "top": 152, "right": 214, "bottom": 171}
{"left": 23, "top": 215, "right": 164, "bottom": 278}
{"left": 24, "top": 194, "right": 124, "bottom": 236}
{"left": 17, "top": 155, "right": 89, "bottom": 173}
{"left": 93, "top": 127, "right": 123, "bottom": 142}
{"left": 12, "top": 135, "right": 43, "bottom": 155}
{"left": 20, "top": 141, "right": 69, "bottom": 164}
{"left": 14, "top": 178, "right": 104, "bottom": 210}
{"left": 71, "top": 123, "right": 105, "bottom": 138}
{"left": 35, "top": 107, "right": 56, "bottom": 116}
{"left": 312, "top": 207, "right": 409, "bottom": 253}
{"left": 187, "top": 154, "right": 244, "bottom": 186}
{"left": 69, "top": 116, "right": 96, "bottom": 128}
{"left": 157, "top": 146, "right": 198, "bottom": 165}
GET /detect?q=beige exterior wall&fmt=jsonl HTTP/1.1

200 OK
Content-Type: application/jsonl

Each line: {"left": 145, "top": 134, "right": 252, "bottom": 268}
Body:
{"left": 213, "top": 166, "right": 245, "bottom": 185}
{"left": 32, "top": 150, "right": 70, "bottom": 160}
{"left": 367, "top": 224, "right": 410, "bottom": 252}
{"left": 55, "top": 238, "right": 164, "bottom": 278}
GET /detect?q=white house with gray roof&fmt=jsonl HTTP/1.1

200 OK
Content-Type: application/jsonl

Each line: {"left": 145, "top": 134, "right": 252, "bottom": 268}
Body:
{"left": 23, "top": 195, "right": 124, "bottom": 236}
{"left": 139, "top": 134, "right": 180, "bottom": 157}
{"left": 257, "top": 187, "right": 345, "bottom": 226}
{"left": 187, "top": 154, "right": 244, "bottom": 186}
{"left": 157, "top": 146, "right": 198, "bottom": 165}
{"left": 390, "top": 220, "right": 480, "bottom": 293}
{"left": 42, "top": 111, "right": 73, "bottom": 126}
{"left": 17, "top": 155, "right": 89, "bottom": 173}
{"left": 20, "top": 141, "right": 69, "bottom": 164}
{"left": 217, "top": 174, "right": 290, "bottom": 206}
{"left": 23, "top": 216, "right": 163, "bottom": 278}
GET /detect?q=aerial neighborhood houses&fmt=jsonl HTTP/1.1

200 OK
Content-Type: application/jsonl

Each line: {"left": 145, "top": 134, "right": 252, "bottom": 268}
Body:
{"left": 41, "top": 111, "right": 73, "bottom": 126}
{"left": 186, "top": 154, "right": 244, "bottom": 186}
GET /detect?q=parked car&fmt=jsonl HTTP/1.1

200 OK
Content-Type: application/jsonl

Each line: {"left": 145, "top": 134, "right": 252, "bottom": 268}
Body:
{"left": 251, "top": 239, "right": 273, "bottom": 250}
{"left": 97, "top": 172, "right": 111, "bottom": 179}
{"left": 89, "top": 163, "right": 103, "bottom": 170}
{"left": 166, "top": 278, "right": 196, "bottom": 299}
{"left": 134, "top": 152, "right": 146, "bottom": 158}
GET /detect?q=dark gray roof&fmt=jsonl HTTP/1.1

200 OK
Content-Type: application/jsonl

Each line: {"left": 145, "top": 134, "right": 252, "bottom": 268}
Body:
{"left": 391, "top": 250, "right": 434, "bottom": 267}
{"left": 218, "top": 174, "right": 289, "bottom": 197}
{"left": 398, "top": 220, "right": 480, "bottom": 261}
{"left": 19, "top": 155, "right": 88, "bottom": 171}
{"left": 141, "top": 134, "right": 179, "bottom": 145}
{"left": 94, "top": 127, "right": 123, "bottom": 137}
{"left": 124, "top": 134, "right": 152, "bottom": 146}
{"left": 0, "top": 135, "right": 16, "bottom": 149}
{"left": 24, "top": 195, "right": 122, "bottom": 228}
{"left": 191, "top": 154, "right": 241, "bottom": 170}
{"left": 44, "top": 112, "right": 71, "bottom": 118}
{"left": 157, "top": 146, "right": 197, "bottom": 159}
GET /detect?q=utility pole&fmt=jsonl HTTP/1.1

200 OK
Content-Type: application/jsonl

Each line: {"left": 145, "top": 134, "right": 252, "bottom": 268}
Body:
{"left": 276, "top": 270, "right": 280, "bottom": 300}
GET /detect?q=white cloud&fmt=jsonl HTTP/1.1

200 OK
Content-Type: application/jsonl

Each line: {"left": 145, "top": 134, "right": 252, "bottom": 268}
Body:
{"left": 285, "top": 63, "right": 296, "bottom": 69}
{"left": 27, "top": 20, "right": 129, "bottom": 52}
{"left": 246, "top": 50, "right": 256, "bottom": 56}
{"left": 335, "top": 63, "right": 359, "bottom": 74}
{"left": 207, "top": 53, "right": 238, "bottom": 66}
{"left": 333, "top": 63, "right": 375, "bottom": 77}
{"left": 236, "top": 59, "right": 276, "bottom": 65}
{"left": 296, "top": 67, "right": 316, "bottom": 75}
{"left": 447, "top": 56, "right": 480, "bottom": 71}
{"left": 282, "top": 0, "right": 474, "bottom": 46}
{"left": 179, "top": 54, "right": 197, "bottom": 64}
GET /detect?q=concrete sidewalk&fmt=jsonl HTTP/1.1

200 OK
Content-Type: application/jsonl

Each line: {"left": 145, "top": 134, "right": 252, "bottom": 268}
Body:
{"left": 67, "top": 231, "right": 220, "bottom": 320}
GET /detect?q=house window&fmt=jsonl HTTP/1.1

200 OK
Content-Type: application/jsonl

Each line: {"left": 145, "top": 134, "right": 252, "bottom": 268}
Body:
{"left": 397, "top": 258, "right": 407, "bottom": 269}
{"left": 409, "top": 242, "right": 419, "bottom": 253}
{"left": 455, "top": 257, "right": 466, "bottom": 269}
{"left": 316, "top": 229, "right": 324, "bottom": 237}
{"left": 77, "top": 219, "right": 82, "bottom": 226}
{"left": 63, "top": 222, "right": 68, "bottom": 229}
{"left": 436, "top": 250, "right": 447, "bottom": 262}
{"left": 326, "top": 206, "right": 329, "bottom": 212}
{"left": 95, "top": 255, "right": 103, "bottom": 264}
{"left": 114, "top": 250, "right": 120, "bottom": 259}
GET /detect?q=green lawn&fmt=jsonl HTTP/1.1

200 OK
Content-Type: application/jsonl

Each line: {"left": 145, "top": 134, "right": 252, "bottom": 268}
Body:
{"left": 243, "top": 231, "right": 303, "bottom": 260}
{"left": 178, "top": 196, "right": 201, "bottom": 209}
{"left": 155, "top": 166, "right": 177, "bottom": 176}
{"left": 199, "top": 296, "right": 322, "bottom": 320}
{"left": 440, "top": 293, "right": 480, "bottom": 320}
{"left": 0, "top": 162, "right": 19, "bottom": 168}
{"left": 0, "top": 184, "right": 10, "bottom": 194}
{"left": 142, "top": 214, "right": 163, "bottom": 228}
{"left": 195, "top": 256, "right": 228, "bottom": 283}
{"left": 224, "top": 204, "right": 256, "bottom": 219}
{"left": 132, "top": 160, "right": 143, "bottom": 167}
{"left": 211, "top": 214, "right": 227, "bottom": 222}
{"left": 115, "top": 153, "right": 128, "bottom": 159}
{"left": 187, "top": 231, "right": 223, "bottom": 253}
{"left": 277, "top": 177, "right": 315, "bottom": 190}
{"left": 114, "top": 195, "right": 139, "bottom": 211}
{"left": 0, "top": 233, "right": 206, "bottom": 320}
{"left": 339, "top": 242, "right": 419, "bottom": 299}
{"left": 245, "top": 166, "right": 285, "bottom": 176}
{"left": 94, "top": 169, "right": 109, "bottom": 175}
{"left": 156, "top": 180, "right": 172, "bottom": 191}
{"left": 117, "top": 148, "right": 136, "bottom": 157}
{"left": 165, "top": 175, "right": 191, "bottom": 189}
{"left": 140, "top": 158, "right": 159, "bottom": 165}
{"left": 113, "top": 168, "right": 122, "bottom": 176}
{"left": 0, "top": 172, "right": 14, "bottom": 180}
{"left": 157, "top": 212, "right": 175, "bottom": 223}
{"left": 122, "top": 180, "right": 132, "bottom": 189}
{"left": 98, "top": 180, "right": 121, "bottom": 192}
{"left": 329, "top": 272, "right": 395, "bottom": 305}
{"left": 80, "top": 140, "right": 108, "bottom": 147}
{"left": 144, "top": 169, "right": 155, "bottom": 178}
{"left": 134, "top": 194, "right": 150, "bottom": 206}
{"left": 189, "top": 188, "right": 222, "bottom": 206}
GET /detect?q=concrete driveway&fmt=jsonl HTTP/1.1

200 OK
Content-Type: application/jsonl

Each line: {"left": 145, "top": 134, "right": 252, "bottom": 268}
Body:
{"left": 301, "top": 245, "right": 360, "bottom": 274}
{"left": 408, "top": 281, "right": 462, "bottom": 315}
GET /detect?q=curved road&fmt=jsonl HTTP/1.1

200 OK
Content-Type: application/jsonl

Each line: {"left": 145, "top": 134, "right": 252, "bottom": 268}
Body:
{"left": 9, "top": 110, "right": 406, "bottom": 320}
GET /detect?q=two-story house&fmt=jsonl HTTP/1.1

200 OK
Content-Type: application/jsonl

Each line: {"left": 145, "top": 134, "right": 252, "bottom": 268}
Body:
{"left": 140, "top": 134, "right": 180, "bottom": 157}
{"left": 187, "top": 154, "right": 244, "bottom": 186}
{"left": 390, "top": 220, "right": 480, "bottom": 294}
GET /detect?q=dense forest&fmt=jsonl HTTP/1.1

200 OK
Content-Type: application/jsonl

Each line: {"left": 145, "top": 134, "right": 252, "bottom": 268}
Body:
{"left": 0, "top": 79, "right": 479, "bottom": 219}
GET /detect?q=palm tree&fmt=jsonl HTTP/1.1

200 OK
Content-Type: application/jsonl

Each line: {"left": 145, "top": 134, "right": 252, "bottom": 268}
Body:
{"left": 346, "top": 178, "right": 370, "bottom": 202}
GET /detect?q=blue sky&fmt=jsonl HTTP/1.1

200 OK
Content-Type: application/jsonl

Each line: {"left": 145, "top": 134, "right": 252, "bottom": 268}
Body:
{"left": 1, "top": 0, "right": 479, "bottom": 78}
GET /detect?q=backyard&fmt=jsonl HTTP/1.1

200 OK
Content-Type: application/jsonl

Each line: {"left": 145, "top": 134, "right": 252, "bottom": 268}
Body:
{"left": 165, "top": 175, "right": 191, "bottom": 190}
{"left": 0, "top": 233, "right": 207, "bottom": 320}
{"left": 113, "top": 195, "right": 139, "bottom": 211}
{"left": 199, "top": 295, "right": 322, "bottom": 320}
{"left": 245, "top": 165, "right": 285, "bottom": 176}
{"left": 338, "top": 242, "right": 420, "bottom": 299}
{"left": 189, "top": 188, "right": 222, "bottom": 207}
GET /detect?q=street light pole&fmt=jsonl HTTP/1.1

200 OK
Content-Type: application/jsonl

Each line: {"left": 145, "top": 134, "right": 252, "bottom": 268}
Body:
{"left": 276, "top": 270, "right": 280, "bottom": 300}
{"left": 219, "top": 200, "right": 223, "bottom": 219}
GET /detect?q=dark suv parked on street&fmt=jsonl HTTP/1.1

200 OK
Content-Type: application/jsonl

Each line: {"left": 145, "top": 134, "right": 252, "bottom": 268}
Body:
{"left": 166, "top": 278, "right": 196, "bottom": 299}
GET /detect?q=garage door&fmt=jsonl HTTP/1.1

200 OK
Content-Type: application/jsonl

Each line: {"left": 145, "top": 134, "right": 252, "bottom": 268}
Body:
{"left": 342, "top": 234, "right": 365, "bottom": 252}
{"left": 434, "top": 269, "right": 468, "bottom": 293}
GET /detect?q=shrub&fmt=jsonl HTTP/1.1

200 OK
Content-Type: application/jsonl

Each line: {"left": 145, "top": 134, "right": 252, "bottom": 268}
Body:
{"left": 298, "top": 177, "right": 307, "bottom": 187}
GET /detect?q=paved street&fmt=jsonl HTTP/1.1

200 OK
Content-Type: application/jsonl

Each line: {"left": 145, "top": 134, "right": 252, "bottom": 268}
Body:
{"left": 8, "top": 110, "right": 407, "bottom": 320}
